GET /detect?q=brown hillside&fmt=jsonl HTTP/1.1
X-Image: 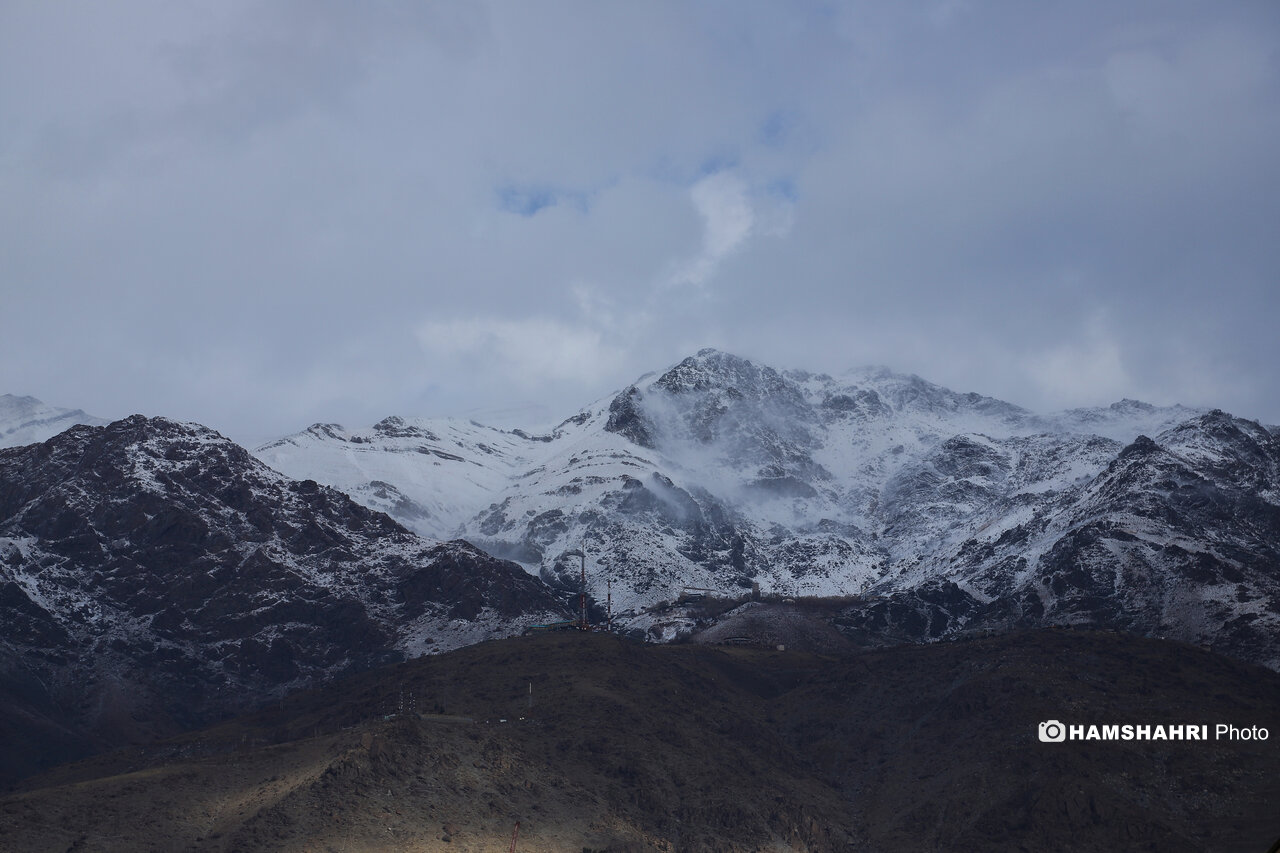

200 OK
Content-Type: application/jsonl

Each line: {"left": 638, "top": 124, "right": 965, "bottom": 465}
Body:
{"left": 2, "top": 628, "right": 1278, "bottom": 852}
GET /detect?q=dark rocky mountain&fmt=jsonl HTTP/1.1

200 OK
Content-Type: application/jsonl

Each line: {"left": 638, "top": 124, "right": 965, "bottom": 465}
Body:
{"left": 0, "top": 416, "right": 569, "bottom": 784}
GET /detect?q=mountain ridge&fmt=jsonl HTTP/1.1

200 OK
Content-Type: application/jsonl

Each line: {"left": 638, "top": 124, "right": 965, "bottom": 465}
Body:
{"left": 5, "top": 352, "right": 1276, "bottom": 677}
{"left": 252, "top": 350, "right": 1279, "bottom": 669}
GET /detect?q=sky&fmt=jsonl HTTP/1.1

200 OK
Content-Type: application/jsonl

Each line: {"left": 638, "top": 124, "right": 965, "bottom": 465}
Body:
{"left": 2, "top": 1, "right": 1278, "bottom": 445}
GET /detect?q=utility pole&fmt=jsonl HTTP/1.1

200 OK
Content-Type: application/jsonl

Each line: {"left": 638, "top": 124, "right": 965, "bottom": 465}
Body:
{"left": 579, "top": 547, "right": 587, "bottom": 631}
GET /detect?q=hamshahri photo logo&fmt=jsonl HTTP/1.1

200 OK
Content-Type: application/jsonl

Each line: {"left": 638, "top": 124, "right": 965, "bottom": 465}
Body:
{"left": 1038, "top": 720, "right": 1271, "bottom": 742}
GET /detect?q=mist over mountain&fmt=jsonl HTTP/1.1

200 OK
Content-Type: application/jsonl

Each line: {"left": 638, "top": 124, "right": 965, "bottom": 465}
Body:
{"left": 258, "top": 349, "right": 1280, "bottom": 670}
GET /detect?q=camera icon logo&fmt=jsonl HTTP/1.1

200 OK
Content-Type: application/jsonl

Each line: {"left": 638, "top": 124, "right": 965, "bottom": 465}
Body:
{"left": 1038, "top": 720, "right": 1067, "bottom": 742}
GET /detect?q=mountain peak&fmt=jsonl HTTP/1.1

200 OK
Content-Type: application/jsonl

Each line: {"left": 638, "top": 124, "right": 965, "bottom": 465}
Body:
{"left": 1165, "top": 408, "right": 1271, "bottom": 442}
{"left": 1117, "top": 433, "right": 1162, "bottom": 459}
{"left": 1110, "top": 398, "right": 1155, "bottom": 412}
{"left": 652, "top": 350, "right": 796, "bottom": 400}
{"left": 95, "top": 414, "right": 230, "bottom": 448}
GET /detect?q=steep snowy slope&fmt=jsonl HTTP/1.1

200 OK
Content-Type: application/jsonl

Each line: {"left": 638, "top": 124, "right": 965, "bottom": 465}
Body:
{"left": 0, "top": 394, "right": 107, "bottom": 448}
{"left": 255, "top": 414, "right": 602, "bottom": 540}
{"left": 0, "top": 416, "right": 569, "bottom": 760}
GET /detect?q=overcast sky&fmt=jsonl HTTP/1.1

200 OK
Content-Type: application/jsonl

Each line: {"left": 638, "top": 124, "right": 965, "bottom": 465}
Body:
{"left": 3, "top": 1, "right": 1278, "bottom": 444}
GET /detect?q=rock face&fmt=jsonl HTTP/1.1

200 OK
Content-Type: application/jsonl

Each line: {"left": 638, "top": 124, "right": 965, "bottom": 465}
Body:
{"left": 254, "top": 349, "right": 1280, "bottom": 670}
{"left": 0, "top": 416, "right": 568, "bottom": 779}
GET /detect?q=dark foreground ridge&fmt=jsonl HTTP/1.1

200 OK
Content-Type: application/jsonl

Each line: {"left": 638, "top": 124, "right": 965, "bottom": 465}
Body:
{"left": 3, "top": 628, "right": 1278, "bottom": 852}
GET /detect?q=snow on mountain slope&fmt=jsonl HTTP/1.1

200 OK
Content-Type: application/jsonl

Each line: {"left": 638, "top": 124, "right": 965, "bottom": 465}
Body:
{"left": 254, "top": 415, "right": 596, "bottom": 540}
{"left": 254, "top": 349, "right": 1277, "bottom": 668}
{"left": 0, "top": 394, "right": 107, "bottom": 448}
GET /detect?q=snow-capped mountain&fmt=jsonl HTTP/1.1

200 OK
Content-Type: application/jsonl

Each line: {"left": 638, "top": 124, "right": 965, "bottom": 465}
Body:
{"left": 0, "top": 416, "right": 569, "bottom": 757}
{"left": 0, "top": 393, "right": 107, "bottom": 448}
{"left": 255, "top": 349, "right": 1279, "bottom": 669}
{"left": 255, "top": 416, "right": 568, "bottom": 540}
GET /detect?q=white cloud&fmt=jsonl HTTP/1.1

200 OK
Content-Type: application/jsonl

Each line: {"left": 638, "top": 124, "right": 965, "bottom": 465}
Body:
{"left": 667, "top": 171, "right": 772, "bottom": 290}
{"left": 3, "top": 3, "right": 1278, "bottom": 432}
{"left": 415, "top": 316, "right": 625, "bottom": 388}
{"left": 692, "top": 172, "right": 754, "bottom": 259}
{"left": 1026, "top": 315, "right": 1132, "bottom": 409}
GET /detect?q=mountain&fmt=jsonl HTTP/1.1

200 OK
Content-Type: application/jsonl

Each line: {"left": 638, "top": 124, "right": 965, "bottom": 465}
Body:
{"left": 0, "top": 394, "right": 107, "bottom": 448}
{"left": 5, "top": 630, "right": 1279, "bottom": 852}
{"left": 255, "top": 349, "right": 1280, "bottom": 670}
{"left": 0, "top": 415, "right": 569, "bottom": 783}
{"left": 917, "top": 411, "right": 1280, "bottom": 654}
{"left": 255, "top": 416, "right": 561, "bottom": 541}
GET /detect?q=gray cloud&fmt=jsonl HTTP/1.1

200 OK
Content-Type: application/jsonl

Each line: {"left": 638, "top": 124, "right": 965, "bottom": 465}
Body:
{"left": 2, "top": 0, "right": 1277, "bottom": 444}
